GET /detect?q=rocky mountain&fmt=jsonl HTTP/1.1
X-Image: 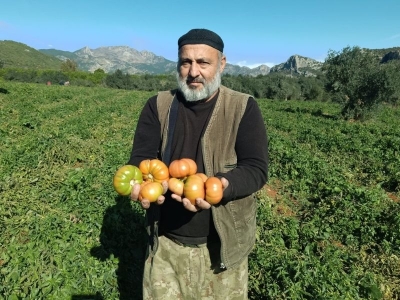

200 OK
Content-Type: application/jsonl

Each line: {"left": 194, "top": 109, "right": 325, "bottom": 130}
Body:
{"left": 3, "top": 40, "right": 399, "bottom": 77}
{"left": 270, "top": 54, "right": 323, "bottom": 77}
{"left": 39, "top": 46, "right": 272, "bottom": 76}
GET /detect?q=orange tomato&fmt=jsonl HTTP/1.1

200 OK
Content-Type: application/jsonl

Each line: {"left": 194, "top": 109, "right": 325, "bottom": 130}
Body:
{"left": 195, "top": 173, "right": 208, "bottom": 182}
{"left": 205, "top": 177, "right": 223, "bottom": 205}
{"left": 183, "top": 174, "right": 205, "bottom": 204}
{"left": 169, "top": 158, "right": 197, "bottom": 179}
{"left": 113, "top": 165, "right": 143, "bottom": 196}
{"left": 139, "top": 159, "right": 169, "bottom": 183}
{"left": 168, "top": 178, "right": 184, "bottom": 196}
{"left": 139, "top": 181, "right": 164, "bottom": 202}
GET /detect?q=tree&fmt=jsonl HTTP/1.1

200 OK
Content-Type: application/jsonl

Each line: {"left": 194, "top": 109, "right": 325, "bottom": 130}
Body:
{"left": 61, "top": 59, "right": 78, "bottom": 72}
{"left": 323, "top": 46, "right": 397, "bottom": 120}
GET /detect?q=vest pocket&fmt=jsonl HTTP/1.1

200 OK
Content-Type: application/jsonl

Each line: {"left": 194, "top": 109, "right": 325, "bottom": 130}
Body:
{"left": 223, "top": 162, "right": 237, "bottom": 172}
{"left": 229, "top": 195, "right": 257, "bottom": 246}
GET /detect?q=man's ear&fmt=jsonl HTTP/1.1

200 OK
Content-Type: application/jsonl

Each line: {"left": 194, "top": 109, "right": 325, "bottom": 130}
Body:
{"left": 220, "top": 55, "right": 227, "bottom": 73}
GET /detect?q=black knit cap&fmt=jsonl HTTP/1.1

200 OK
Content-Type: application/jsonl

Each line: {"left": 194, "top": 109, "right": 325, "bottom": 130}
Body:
{"left": 178, "top": 29, "right": 224, "bottom": 52}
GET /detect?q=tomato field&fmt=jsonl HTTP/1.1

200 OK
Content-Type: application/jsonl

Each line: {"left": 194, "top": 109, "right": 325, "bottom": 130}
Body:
{"left": 1, "top": 81, "right": 399, "bottom": 299}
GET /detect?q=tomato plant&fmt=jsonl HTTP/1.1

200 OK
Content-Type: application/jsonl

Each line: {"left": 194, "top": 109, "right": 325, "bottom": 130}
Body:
{"left": 139, "top": 159, "right": 169, "bottom": 183}
{"left": 183, "top": 174, "right": 205, "bottom": 204}
{"left": 205, "top": 177, "right": 223, "bottom": 204}
{"left": 113, "top": 165, "right": 143, "bottom": 196}
{"left": 168, "top": 158, "right": 197, "bottom": 179}
{"left": 139, "top": 181, "right": 164, "bottom": 202}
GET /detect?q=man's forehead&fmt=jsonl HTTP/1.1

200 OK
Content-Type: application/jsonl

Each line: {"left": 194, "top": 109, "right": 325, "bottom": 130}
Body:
{"left": 179, "top": 44, "right": 219, "bottom": 58}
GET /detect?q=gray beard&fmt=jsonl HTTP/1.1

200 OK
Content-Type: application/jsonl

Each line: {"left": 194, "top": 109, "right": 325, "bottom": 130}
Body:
{"left": 176, "top": 71, "right": 221, "bottom": 102}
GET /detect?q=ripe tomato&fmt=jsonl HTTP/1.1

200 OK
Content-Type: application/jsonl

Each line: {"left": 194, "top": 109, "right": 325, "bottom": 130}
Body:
{"left": 113, "top": 165, "right": 143, "bottom": 196}
{"left": 139, "top": 159, "right": 169, "bottom": 183}
{"left": 169, "top": 158, "right": 197, "bottom": 179}
{"left": 205, "top": 177, "right": 223, "bottom": 205}
{"left": 139, "top": 181, "right": 164, "bottom": 202}
{"left": 195, "top": 173, "right": 208, "bottom": 182}
{"left": 183, "top": 174, "right": 205, "bottom": 204}
{"left": 168, "top": 178, "right": 184, "bottom": 196}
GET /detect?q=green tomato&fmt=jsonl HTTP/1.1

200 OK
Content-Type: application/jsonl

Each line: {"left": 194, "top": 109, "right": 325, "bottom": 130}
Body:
{"left": 113, "top": 165, "right": 143, "bottom": 196}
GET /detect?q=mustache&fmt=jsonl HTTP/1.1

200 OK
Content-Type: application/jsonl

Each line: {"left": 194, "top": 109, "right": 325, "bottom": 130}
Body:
{"left": 186, "top": 77, "right": 206, "bottom": 84}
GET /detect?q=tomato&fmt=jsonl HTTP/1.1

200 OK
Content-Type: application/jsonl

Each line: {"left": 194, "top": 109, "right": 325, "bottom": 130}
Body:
{"left": 168, "top": 177, "right": 184, "bottom": 196}
{"left": 169, "top": 158, "right": 197, "bottom": 179}
{"left": 205, "top": 177, "right": 223, "bottom": 205}
{"left": 139, "top": 159, "right": 169, "bottom": 183}
{"left": 195, "top": 172, "right": 208, "bottom": 182}
{"left": 113, "top": 165, "right": 143, "bottom": 196}
{"left": 183, "top": 174, "right": 205, "bottom": 204}
{"left": 139, "top": 181, "right": 164, "bottom": 202}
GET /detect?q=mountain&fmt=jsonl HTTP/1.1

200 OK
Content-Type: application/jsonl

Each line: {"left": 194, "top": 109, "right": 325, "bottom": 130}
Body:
{"left": 39, "top": 45, "right": 271, "bottom": 76}
{"left": 4, "top": 40, "right": 398, "bottom": 77}
{"left": 270, "top": 54, "right": 323, "bottom": 77}
{"left": 0, "top": 40, "right": 62, "bottom": 69}
{"left": 40, "top": 46, "right": 177, "bottom": 74}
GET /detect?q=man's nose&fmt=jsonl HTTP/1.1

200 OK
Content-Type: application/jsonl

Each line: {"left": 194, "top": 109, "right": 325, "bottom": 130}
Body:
{"left": 189, "top": 63, "right": 200, "bottom": 77}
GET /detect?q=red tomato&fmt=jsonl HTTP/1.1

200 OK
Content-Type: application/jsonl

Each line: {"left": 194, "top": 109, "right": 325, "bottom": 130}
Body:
{"left": 139, "top": 159, "right": 169, "bottom": 183}
{"left": 169, "top": 158, "right": 197, "bottom": 179}
{"left": 139, "top": 181, "right": 164, "bottom": 202}
{"left": 113, "top": 165, "right": 143, "bottom": 196}
{"left": 205, "top": 177, "right": 223, "bottom": 205}
{"left": 168, "top": 178, "right": 184, "bottom": 196}
{"left": 183, "top": 174, "right": 205, "bottom": 204}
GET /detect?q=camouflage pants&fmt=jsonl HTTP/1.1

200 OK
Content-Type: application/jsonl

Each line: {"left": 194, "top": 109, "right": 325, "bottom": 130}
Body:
{"left": 143, "top": 235, "right": 248, "bottom": 300}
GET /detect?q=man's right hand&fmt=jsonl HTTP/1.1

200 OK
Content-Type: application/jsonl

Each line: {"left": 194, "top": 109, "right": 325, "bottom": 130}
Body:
{"left": 130, "top": 182, "right": 168, "bottom": 209}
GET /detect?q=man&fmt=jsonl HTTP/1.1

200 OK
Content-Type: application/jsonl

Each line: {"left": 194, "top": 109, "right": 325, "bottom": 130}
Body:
{"left": 128, "top": 28, "right": 268, "bottom": 299}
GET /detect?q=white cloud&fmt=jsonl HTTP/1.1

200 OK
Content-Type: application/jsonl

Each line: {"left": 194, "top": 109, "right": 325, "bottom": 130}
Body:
{"left": 388, "top": 33, "right": 400, "bottom": 40}
{"left": 231, "top": 60, "right": 276, "bottom": 68}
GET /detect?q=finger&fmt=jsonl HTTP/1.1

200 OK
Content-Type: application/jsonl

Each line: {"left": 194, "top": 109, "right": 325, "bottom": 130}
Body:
{"left": 171, "top": 193, "right": 183, "bottom": 202}
{"left": 195, "top": 198, "right": 211, "bottom": 210}
{"left": 182, "top": 198, "right": 199, "bottom": 212}
{"left": 130, "top": 183, "right": 141, "bottom": 201}
{"left": 161, "top": 181, "right": 168, "bottom": 194}
{"left": 157, "top": 195, "right": 165, "bottom": 205}
{"left": 220, "top": 177, "right": 229, "bottom": 190}
{"left": 140, "top": 198, "right": 150, "bottom": 209}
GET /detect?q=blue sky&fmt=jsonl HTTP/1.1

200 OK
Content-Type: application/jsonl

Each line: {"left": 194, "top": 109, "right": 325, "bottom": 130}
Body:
{"left": 1, "top": 0, "right": 399, "bottom": 67}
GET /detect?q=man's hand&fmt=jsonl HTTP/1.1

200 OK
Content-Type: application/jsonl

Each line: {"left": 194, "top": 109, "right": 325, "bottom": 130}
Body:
{"left": 171, "top": 177, "right": 229, "bottom": 212}
{"left": 130, "top": 181, "right": 168, "bottom": 209}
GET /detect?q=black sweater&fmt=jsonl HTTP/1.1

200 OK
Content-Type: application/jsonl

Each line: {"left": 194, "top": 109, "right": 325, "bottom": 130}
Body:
{"left": 128, "top": 90, "right": 268, "bottom": 244}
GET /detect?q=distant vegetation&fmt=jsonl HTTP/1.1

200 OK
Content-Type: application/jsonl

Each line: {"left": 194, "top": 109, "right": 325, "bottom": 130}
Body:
{"left": 1, "top": 40, "right": 400, "bottom": 120}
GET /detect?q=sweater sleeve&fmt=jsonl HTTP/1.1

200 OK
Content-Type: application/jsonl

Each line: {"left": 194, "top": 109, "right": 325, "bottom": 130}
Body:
{"left": 216, "top": 97, "right": 268, "bottom": 201}
{"left": 127, "top": 95, "right": 161, "bottom": 166}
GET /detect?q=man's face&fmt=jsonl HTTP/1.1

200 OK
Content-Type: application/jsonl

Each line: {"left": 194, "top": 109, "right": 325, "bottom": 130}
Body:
{"left": 177, "top": 44, "right": 226, "bottom": 102}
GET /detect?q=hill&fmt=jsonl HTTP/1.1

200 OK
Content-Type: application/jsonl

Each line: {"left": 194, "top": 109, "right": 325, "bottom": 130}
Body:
{"left": 0, "top": 40, "right": 62, "bottom": 70}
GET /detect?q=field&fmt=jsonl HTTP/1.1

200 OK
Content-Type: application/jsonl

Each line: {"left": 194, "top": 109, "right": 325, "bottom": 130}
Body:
{"left": 1, "top": 81, "right": 399, "bottom": 299}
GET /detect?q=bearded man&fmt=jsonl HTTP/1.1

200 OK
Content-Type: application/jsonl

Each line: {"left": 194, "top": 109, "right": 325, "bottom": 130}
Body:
{"left": 128, "top": 28, "right": 269, "bottom": 299}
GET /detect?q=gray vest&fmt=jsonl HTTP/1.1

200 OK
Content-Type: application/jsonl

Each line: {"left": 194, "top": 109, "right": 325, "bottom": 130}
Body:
{"left": 149, "top": 85, "right": 257, "bottom": 269}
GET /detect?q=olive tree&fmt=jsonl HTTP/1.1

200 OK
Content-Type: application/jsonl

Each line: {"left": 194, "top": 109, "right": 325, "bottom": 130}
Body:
{"left": 323, "top": 46, "right": 396, "bottom": 120}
